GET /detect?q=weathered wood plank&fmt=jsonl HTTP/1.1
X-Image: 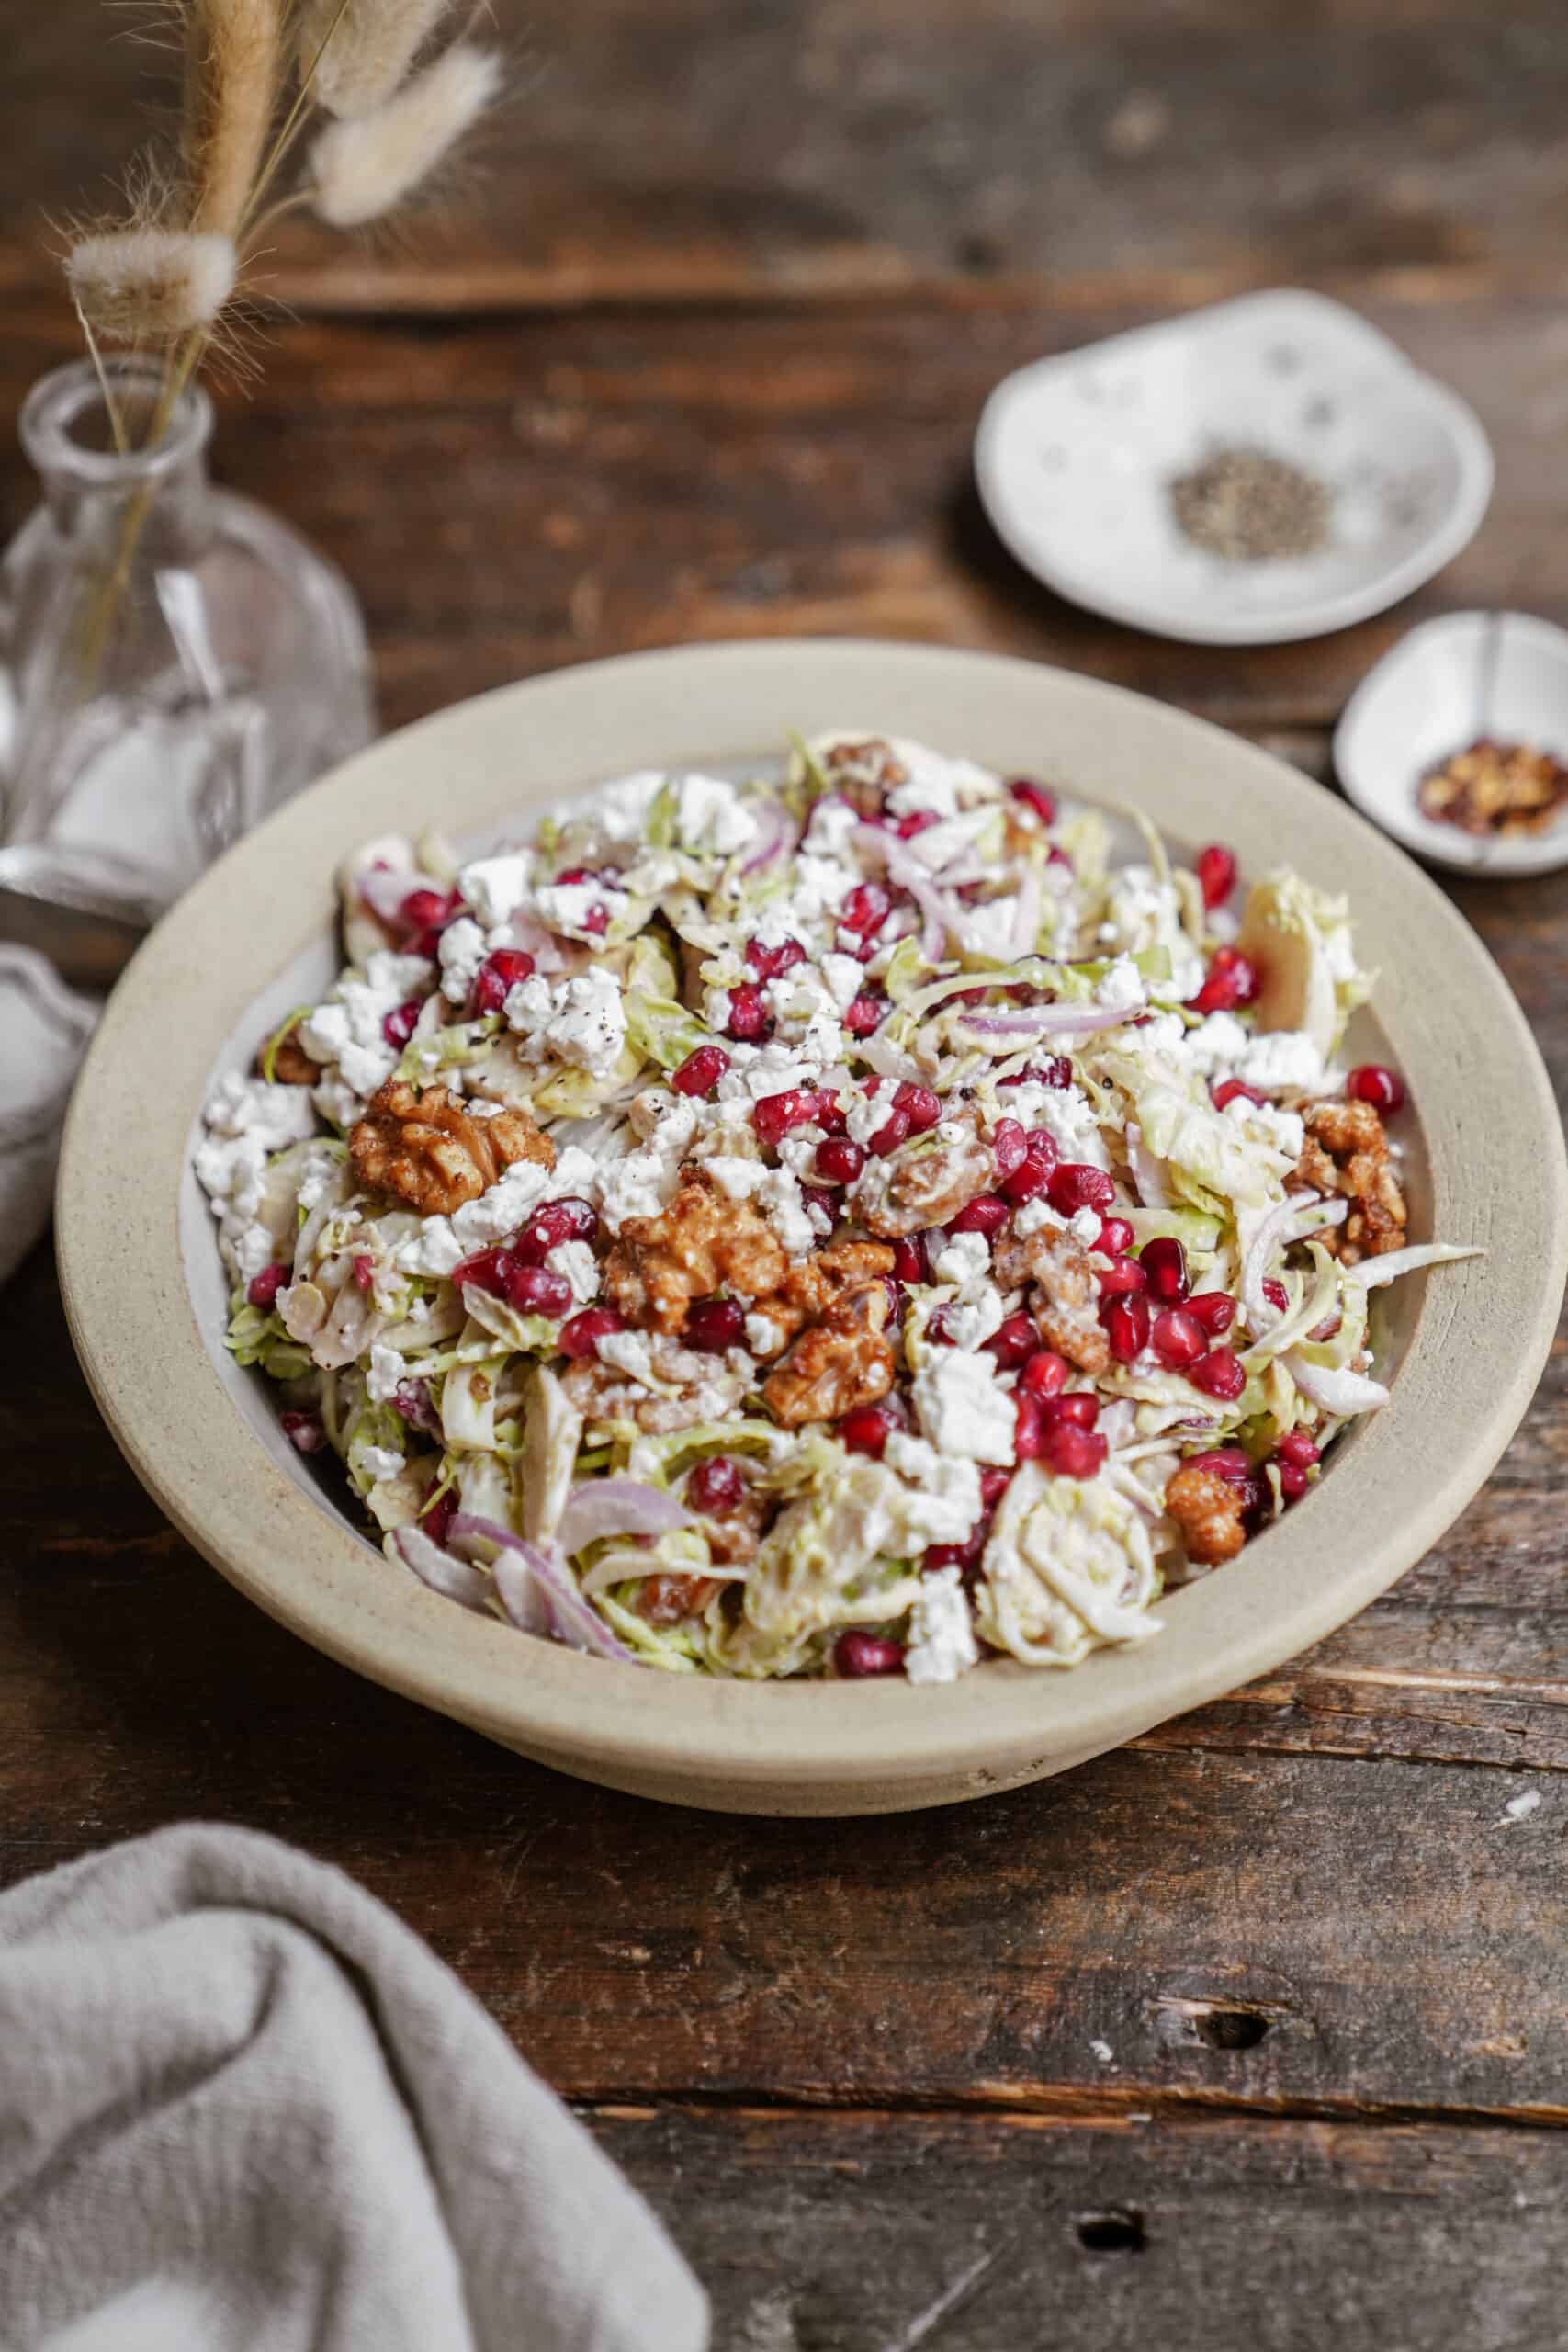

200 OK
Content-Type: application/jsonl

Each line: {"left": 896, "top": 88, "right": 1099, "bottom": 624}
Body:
{"left": 587, "top": 2105, "right": 1568, "bottom": 2352}
{"left": 6, "top": 1226, "right": 1566, "bottom": 2123}
{"left": 9, "top": 0, "right": 1568, "bottom": 307}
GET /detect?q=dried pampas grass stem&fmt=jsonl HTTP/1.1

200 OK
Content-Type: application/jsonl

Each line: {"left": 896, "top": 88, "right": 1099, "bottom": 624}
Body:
{"left": 310, "top": 41, "right": 502, "bottom": 226}
{"left": 185, "top": 0, "right": 284, "bottom": 236}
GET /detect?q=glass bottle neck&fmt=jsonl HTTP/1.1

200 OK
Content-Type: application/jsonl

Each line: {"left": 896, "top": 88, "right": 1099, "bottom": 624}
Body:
{"left": 19, "top": 358, "right": 217, "bottom": 570}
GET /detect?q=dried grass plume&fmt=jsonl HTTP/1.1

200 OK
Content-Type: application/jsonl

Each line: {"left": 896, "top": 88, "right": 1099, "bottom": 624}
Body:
{"left": 67, "top": 229, "right": 238, "bottom": 342}
{"left": 297, "top": 0, "right": 452, "bottom": 119}
{"left": 310, "top": 42, "right": 502, "bottom": 228}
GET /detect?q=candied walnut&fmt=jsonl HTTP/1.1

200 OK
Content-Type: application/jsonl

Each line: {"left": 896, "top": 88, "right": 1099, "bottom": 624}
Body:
{"left": 765, "top": 1239, "right": 897, "bottom": 1347}
{"left": 558, "top": 1337, "right": 749, "bottom": 1436}
{"left": 637, "top": 1571, "right": 724, "bottom": 1626}
{"left": 1290, "top": 1099, "right": 1407, "bottom": 1265}
{"left": 257, "top": 1020, "right": 321, "bottom": 1087}
{"left": 349, "top": 1080, "right": 553, "bottom": 1216}
{"left": 856, "top": 1120, "right": 994, "bottom": 1238}
{"left": 993, "top": 1223, "right": 1111, "bottom": 1376}
{"left": 1166, "top": 1463, "right": 1247, "bottom": 1566}
{"left": 604, "top": 1171, "right": 787, "bottom": 1335}
{"left": 702, "top": 1487, "right": 771, "bottom": 1568}
{"left": 818, "top": 735, "right": 908, "bottom": 816}
{"left": 763, "top": 1278, "right": 895, "bottom": 1427}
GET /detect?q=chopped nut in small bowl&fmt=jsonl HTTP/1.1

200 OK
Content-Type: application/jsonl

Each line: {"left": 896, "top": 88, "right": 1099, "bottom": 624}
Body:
{"left": 1336, "top": 610, "right": 1568, "bottom": 877}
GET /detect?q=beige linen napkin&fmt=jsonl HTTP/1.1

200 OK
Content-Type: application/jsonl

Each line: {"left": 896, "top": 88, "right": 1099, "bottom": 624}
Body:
{"left": 0, "top": 945, "right": 97, "bottom": 1285}
{"left": 0, "top": 1824, "right": 708, "bottom": 2352}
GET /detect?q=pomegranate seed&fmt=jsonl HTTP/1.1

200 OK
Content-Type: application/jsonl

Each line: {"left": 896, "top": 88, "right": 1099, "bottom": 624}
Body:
{"left": 998, "top": 1057, "right": 1073, "bottom": 1091}
{"left": 1098, "top": 1216, "right": 1134, "bottom": 1257}
{"left": 896, "top": 810, "right": 941, "bottom": 839}
{"left": 1047, "top": 1161, "right": 1115, "bottom": 1216}
{"left": 815, "top": 1136, "right": 867, "bottom": 1185}
{"left": 1151, "top": 1306, "right": 1206, "bottom": 1368}
{"left": 1098, "top": 1255, "right": 1148, "bottom": 1296}
{"left": 1196, "top": 844, "right": 1237, "bottom": 910}
{"left": 745, "top": 935, "right": 807, "bottom": 980}
{"left": 688, "top": 1455, "right": 745, "bottom": 1513}
{"left": 1278, "top": 1462, "right": 1310, "bottom": 1501}
{"left": 987, "top": 1312, "right": 1039, "bottom": 1368}
{"left": 1186, "top": 1447, "right": 1256, "bottom": 1488}
{"left": 408, "top": 927, "right": 445, "bottom": 959}
{"left": 1186, "top": 1290, "right": 1237, "bottom": 1337}
{"left": 469, "top": 947, "right": 536, "bottom": 1018}
{"left": 1014, "top": 1391, "right": 1047, "bottom": 1458}
{"left": 672, "top": 1043, "right": 730, "bottom": 1097}
{"left": 752, "top": 1089, "right": 819, "bottom": 1148}
{"left": 247, "top": 1261, "right": 288, "bottom": 1309}
{"left": 844, "top": 989, "right": 887, "bottom": 1036}
{"left": 1188, "top": 946, "right": 1260, "bottom": 1016}
{"left": 950, "top": 1193, "right": 1010, "bottom": 1236}
{"left": 869, "top": 1104, "right": 913, "bottom": 1158}
{"left": 726, "top": 983, "right": 769, "bottom": 1041}
{"left": 280, "top": 1409, "right": 326, "bottom": 1455}
{"left": 1044, "top": 1390, "right": 1100, "bottom": 1429}
{"left": 878, "top": 1273, "right": 904, "bottom": 1329}
{"left": 895, "top": 1082, "right": 942, "bottom": 1135}
{"left": 686, "top": 1297, "right": 745, "bottom": 1352}
{"left": 1212, "top": 1078, "right": 1266, "bottom": 1111}
{"left": 801, "top": 1186, "right": 840, "bottom": 1229}
{"left": 891, "top": 1234, "right": 929, "bottom": 1285}
{"left": 839, "top": 880, "right": 891, "bottom": 940}
{"left": 352, "top": 1253, "right": 376, "bottom": 1293}
{"left": 393, "top": 1378, "right": 441, "bottom": 1434}
{"left": 1348, "top": 1064, "right": 1405, "bottom": 1114}
{"left": 835, "top": 1630, "right": 905, "bottom": 1678}
{"left": 1021, "top": 1349, "right": 1071, "bottom": 1400}
{"left": 1000, "top": 1157, "right": 1049, "bottom": 1205}
{"left": 558, "top": 1306, "right": 624, "bottom": 1358}
{"left": 503, "top": 1262, "right": 572, "bottom": 1316}
{"left": 1009, "top": 777, "right": 1057, "bottom": 827}
{"left": 1277, "top": 1429, "right": 1321, "bottom": 1469}
{"left": 420, "top": 1487, "right": 457, "bottom": 1547}
{"left": 979, "top": 1465, "right": 1011, "bottom": 1510}
{"left": 1262, "top": 1277, "right": 1289, "bottom": 1314}
{"left": 519, "top": 1196, "right": 598, "bottom": 1258}
{"left": 398, "top": 886, "right": 456, "bottom": 933}
{"left": 1189, "top": 1348, "right": 1247, "bottom": 1400}
{"left": 555, "top": 866, "right": 592, "bottom": 885}
{"left": 1104, "top": 1294, "right": 1151, "bottom": 1363}
{"left": 1140, "top": 1236, "right": 1189, "bottom": 1302}
{"left": 382, "top": 997, "right": 423, "bottom": 1049}
{"left": 1024, "top": 1128, "right": 1060, "bottom": 1170}
{"left": 839, "top": 1403, "right": 899, "bottom": 1457}
{"left": 453, "top": 1244, "right": 512, "bottom": 1296}
{"left": 925, "top": 1306, "right": 959, "bottom": 1344}
{"left": 1042, "top": 1420, "right": 1108, "bottom": 1479}
{"left": 922, "top": 1534, "right": 985, "bottom": 1574}
{"left": 808, "top": 1088, "right": 848, "bottom": 1136}
{"left": 992, "top": 1118, "right": 1029, "bottom": 1180}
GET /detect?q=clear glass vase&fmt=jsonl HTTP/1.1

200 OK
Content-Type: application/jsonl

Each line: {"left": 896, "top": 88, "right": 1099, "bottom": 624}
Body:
{"left": 0, "top": 357, "right": 375, "bottom": 917}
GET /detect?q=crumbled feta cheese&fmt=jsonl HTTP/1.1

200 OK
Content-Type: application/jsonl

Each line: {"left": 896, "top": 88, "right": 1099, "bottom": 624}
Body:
{"left": 934, "top": 1231, "right": 990, "bottom": 1289}
{"left": 396, "top": 1218, "right": 465, "bottom": 1279}
{"left": 503, "top": 968, "right": 626, "bottom": 1078}
{"left": 904, "top": 1566, "right": 981, "bottom": 1684}
{"left": 547, "top": 1240, "right": 601, "bottom": 1303}
{"left": 360, "top": 1444, "right": 405, "bottom": 1484}
{"left": 759, "top": 1166, "right": 815, "bottom": 1259}
{"left": 597, "top": 1151, "right": 675, "bottom": 1231}
{"left": 202, "top": 1070, "right": 318, "bottom": 1150}
{"left": 367, "top": 1342, "right": 404, "bottom": 1403}
{"left": 882, "top": 1436, "right": 984, "bottom": 1544}
{"left": 438, "top": 917, "right": 489, "bottom": 1005}
{"left": 705, "top": 1156, "right": 767, "bottom": 1201}
{"left": 1184, "top": 1012, "right": 1250, "bottom": 1074}
{"left": 457, "top": 852, "right": 532, "bottom": 927}
{"left": 540, "top": 1144, "right": 604, "bottom": 1204}
{"left": 745, "top": 1312, "right": 784, "bottom": 1355}
{"left": 1068, "top": 1206, "right": 1102, "bottom": 1245}
{"left": 1013, "top": 1197, "right": 1063, "bottom": 1238}
{"left": 1023, "top": 1082, "right": 1110, "bottom": 1170}
{"left": 940, "top": 1286, "right": 1008, "bottom": 1351}
{"left": 596, "top": 1329, "right": 655, "bottom": 1384}
{"left": 589, "top": 770, "right": 665, "bottom": 842}
{"left": 819, "top": 952, "right": 864, "bottom": 1012}
{"left": 231, "top": 1224, "right": 276, "bottom": 1283}
{"left": 1224, "top": 1098, "right": 1304, "bottom": 1159}
{"left": 789, "top": 854, "right": 856, "bottom": 922}
{"left": 672, "top": 772, "right": 758, "bottom": 856}
{"left": 533, "top": 879, "right": 630, "bottom": 937}
{"left": 448, "top": 1158, "right": 552, "bottom": 1249}
{"left": 803, "top": 797, "right": 860, "bottom": 858}
{"left": 912, "top": 1350, "right": 1016, "bottom": 1463}
{"left": 845, "top": 1091, "right": 886, "bottom": 1148}
{"left": 1095, "top": 954, "right": 1146, "bottom": 1015}
{"left": 300, "top": 953, "right": 429, "bottom": 1100}
{"left": 1234, "top": 1029, "right": 1325, "bottom": 1096}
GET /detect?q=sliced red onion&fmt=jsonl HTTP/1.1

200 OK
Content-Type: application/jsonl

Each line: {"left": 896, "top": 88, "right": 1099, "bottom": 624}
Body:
{"left": 1239, "top": 1195, "right": 1348, "bottom": 1334}
{"left": 743, "top": 794, "right": 797, "bottom": 872}
{"left": 503, "top": 910, "right": 567, "bottom": 972}
{"left": 1355, "top": 1242, "right": 1483, "bottom": 1290}
{"left": 958, "top": 1001, "right": 1130, "bottom": 1043}
{"left": 450, "top": 1512, "right": 636, "bottom": 1661}
{"left": 557, "top": 1478, "right": 692, "bottom": 1555}
{"left": 857, "top": 1034, "right": 925, "bottom": 1083}
{"left": 395, "top": 1524, "right": 492, "bottom": 1610}
{"left": 1284, "top": 1353, "right": 1390, "bottom": 1415}
{"left": 1007, "top": 868, "right": 1042, "bottom": 962}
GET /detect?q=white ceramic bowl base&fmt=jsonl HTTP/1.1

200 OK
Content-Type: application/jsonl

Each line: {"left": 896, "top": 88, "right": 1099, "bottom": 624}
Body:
{"left": 976, "top": 289, "right": 1494, "bottom": 646}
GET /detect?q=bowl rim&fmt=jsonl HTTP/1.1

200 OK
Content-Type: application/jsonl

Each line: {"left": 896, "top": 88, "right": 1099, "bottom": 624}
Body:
{"left": 1334, "top": 607, "right": 1568, "bottom": 877}
{"left": 973, "top": 286, "right": 1495, "bottom": 648}
{"left": 56, "top": 638, "right": 1568, "bottom": 1804}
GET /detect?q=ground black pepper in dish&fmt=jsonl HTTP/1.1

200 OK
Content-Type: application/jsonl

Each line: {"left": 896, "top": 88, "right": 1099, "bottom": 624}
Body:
{"left": 1168, "top": 445, "right": 1334, "bottom": 562}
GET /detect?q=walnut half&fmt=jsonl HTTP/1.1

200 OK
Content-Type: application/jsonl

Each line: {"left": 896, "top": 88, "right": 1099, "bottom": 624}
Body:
{"left": 1165, "top": 1462, "right": 1247, "bottom": 1565}
{"left": 1291, "top": 1098, "right": 1406, "bottom": 1265}
{"left": 350, "top": 1080, "right": 554, "bottom": 1216}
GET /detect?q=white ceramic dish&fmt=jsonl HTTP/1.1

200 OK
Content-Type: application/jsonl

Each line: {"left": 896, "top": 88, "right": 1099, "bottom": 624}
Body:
{"left": 975, "top": 288, "right": 1494, "bottom": 647}
{"left": 55, "top": 641, "right": 1567, "bottom": 1815}
{"left": 1335, "top": 609, "right": 1568, "bottom": 876}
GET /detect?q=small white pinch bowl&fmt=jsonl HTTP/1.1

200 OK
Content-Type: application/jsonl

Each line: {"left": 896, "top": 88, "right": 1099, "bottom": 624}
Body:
{"left": 975, "top": 288, "right": 1494, "bottom": 647}
{"left": 1335, "top": 610, "right": 1568, "bottom": 877}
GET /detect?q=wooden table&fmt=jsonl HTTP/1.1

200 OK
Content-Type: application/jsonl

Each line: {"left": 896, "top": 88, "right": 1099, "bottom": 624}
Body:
{"left": 6, "top": 6, "right": 1568, "bottom": 2341}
